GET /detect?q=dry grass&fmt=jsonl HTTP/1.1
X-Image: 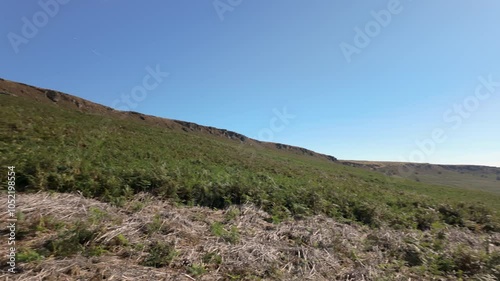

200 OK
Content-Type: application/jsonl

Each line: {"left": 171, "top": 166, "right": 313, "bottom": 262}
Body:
{"left": 1, "top": 192, "right": 499, "bottom": 280}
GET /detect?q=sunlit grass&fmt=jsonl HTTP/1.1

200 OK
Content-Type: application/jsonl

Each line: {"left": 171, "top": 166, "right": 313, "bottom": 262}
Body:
{"left": 1, "top": 95, "right": 499, "bottom": 231}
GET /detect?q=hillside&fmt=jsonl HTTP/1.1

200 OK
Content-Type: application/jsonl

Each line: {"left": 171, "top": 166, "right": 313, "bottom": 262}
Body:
{"left": 0, "top": 78, "right": 337, "bottom": 163}
{"left": 1, "top": 78, "right": 500, "bottom": 280}
{"left": 341, "top": 161, "right": 500, "bottom": 195}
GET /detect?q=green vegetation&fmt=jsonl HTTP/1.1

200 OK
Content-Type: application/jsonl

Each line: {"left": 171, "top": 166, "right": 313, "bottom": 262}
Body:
{"left": 202, "top": 252, "right": 223, "bottom": 266}
{"left": 141, "top": 241, "right": 178, "bottom": 268}
{"left": 42, "top": 222, "right": 98, "bottom": 257}
{"left": 224, "top": 206, "right": 241, "bottom": 221}
{"left": 17, "top": 248, "right": 43, "bottom": 263}
{"left": 4, "top": 84, "right": 498, "bottom": 280}
{"left": 145, "top": 213, "right": 169, "bottom": 235}
{"left": 210, "top": 222, "right": 240, "bottom": 244}
{"left": 113, "top": 234, "right": 129, "bottom": 246}
{"left": 429, "top": 246, "right": 500, "bottom": 277}
{"left": 89, "top": 207, "right": 110, "bottom": 225}
{"left": 187, "top": 263, "right": 207, "bottom": 277}
{"left": 1, "top": 94, "right": 499, "bottom": 232}
{"left": 344, "top": 161, "right": 500, "bottom": 195}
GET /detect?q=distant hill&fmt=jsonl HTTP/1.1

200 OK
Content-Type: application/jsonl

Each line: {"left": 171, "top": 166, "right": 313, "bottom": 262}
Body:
{"left": 340, "top": 160, "right": 500, "bottom": 195}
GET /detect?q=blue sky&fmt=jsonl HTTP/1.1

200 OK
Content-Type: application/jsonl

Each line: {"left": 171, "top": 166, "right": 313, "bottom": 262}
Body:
{"left": 2, "top": 0, "right": 500, "bottom": 167}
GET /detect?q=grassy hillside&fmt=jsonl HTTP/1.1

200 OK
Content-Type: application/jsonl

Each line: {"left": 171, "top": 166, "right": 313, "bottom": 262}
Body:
{"left": 1, "top": 80, "right": 500, "bottom": 279}
{"left": 341, "top": 161, "right": 500, "bottom": 195}
{"left": 2, "top": 92, "right": 499, "bottom": 229}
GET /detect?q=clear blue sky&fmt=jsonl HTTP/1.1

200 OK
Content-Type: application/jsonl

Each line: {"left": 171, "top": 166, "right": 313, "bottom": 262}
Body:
{"left": 2, "top": 1, "right": 499, "bottom": 167}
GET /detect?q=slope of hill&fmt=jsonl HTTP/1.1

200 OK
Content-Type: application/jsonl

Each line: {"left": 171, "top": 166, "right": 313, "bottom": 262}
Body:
{"left": 0, "top": 78, "right": 337, "bottom": 163}
{"left": 341, "top": 161, "right": 500, "bottom": 195}
{"left": 1, "top": 78, "right": 499, "bottom": 280}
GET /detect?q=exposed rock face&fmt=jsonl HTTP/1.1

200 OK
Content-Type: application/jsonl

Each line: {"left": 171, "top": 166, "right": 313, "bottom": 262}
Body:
{"left": 220, "top": 129, "right": 247, "bottom": 141}
{"left": 274, "top": 143, "right": 337, "bottom": 162}
{"left": 326, "top": 155, "right": 337, "bottom": 162}
{"left": 439, "top": 165, "right": 484, "bottom": 172}
{"left": 0, "top": 90, "right": 14, "bottom": 96}
{"left": 276, "top": 143, "right": 314, "bottom": 156}
{"left": 46, "top": 90, "right": 61, "bottom": 102}
{"left": 173, "top": 120, "right": 248, "bottom": 142}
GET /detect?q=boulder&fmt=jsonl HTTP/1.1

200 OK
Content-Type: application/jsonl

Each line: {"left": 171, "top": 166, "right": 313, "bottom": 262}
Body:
{"left": 46, "top": 90, "right": 60, "bottom": 102}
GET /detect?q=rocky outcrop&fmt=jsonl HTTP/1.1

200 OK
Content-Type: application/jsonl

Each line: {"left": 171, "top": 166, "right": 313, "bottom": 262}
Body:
{"left": 173, "top": 120, "right": 248, "bottom": 142}
{"left": 0, "top": 90, "right": 15, "bottom": 96}
{"left": 274, "top": 143, "right": 337, "bottom": 162}
{"left": 45, "top": 90, "right": 61, "bottom": 102}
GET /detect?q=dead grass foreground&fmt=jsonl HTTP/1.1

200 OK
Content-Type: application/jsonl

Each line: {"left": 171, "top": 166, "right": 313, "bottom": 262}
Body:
{"left": 1, "top": 192, "right": 499, "bottom": 280}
